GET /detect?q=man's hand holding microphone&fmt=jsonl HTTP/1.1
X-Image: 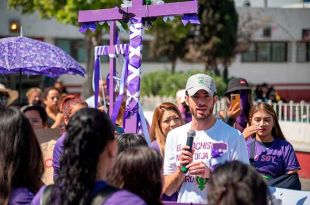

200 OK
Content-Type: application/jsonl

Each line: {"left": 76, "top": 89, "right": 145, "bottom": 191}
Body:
{"left": 179, "top": 130, "right": 210, "bottom": 179}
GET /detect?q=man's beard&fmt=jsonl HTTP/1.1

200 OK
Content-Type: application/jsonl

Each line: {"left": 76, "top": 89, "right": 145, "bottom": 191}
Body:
{"left": 190, "top": 105, "right": 214, "bottom": 121}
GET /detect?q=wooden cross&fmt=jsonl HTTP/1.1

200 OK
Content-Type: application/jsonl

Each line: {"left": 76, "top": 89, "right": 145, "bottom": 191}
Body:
{"left": 79, "top": 0, "right": 198, "bottom": 133}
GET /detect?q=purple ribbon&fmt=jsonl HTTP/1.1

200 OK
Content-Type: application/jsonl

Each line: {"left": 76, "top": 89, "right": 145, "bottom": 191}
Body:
{"left": 181, "top": 14, "right": 200, "bottom": 25}
{"left": 106, "top": 74, "right": 110, "bottom": 97}
{"left": 111, "top": 52, "right": 129, "bottom": 124}
{"left": 124, "top": 105, "right": 139, "bottom": 119}
{"left": 211, "top": 149, "right": 225, "bottom": 158}
{"left": 79, "top": 22, "right": 97, "bottom": 33}
{"left": 94, "top": 57, "right": 100, "bottom": 109}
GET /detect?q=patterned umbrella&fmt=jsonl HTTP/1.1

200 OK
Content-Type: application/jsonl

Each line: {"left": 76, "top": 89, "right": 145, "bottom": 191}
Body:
{"left": 0, "top": 36, "right": 85, "bottom": 77}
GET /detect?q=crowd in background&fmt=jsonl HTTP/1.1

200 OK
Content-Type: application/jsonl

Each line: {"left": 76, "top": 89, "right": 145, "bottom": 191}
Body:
{"left": 0, "top": 73, "right": 303, "bottom": 205}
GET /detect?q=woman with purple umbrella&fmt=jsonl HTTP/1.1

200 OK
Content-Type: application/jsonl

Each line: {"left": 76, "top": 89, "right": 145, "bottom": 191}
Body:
{"left": 0, "top": 107, "right": 44, "bottom": 205}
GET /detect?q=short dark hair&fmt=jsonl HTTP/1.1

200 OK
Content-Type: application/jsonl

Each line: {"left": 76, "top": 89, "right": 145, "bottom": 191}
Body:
{"left": 43, "top": 87, "right": 61, "bottom": 100}
{"left": 117, "top": 133, "right": 147, "bottom": 154}
{"left": 21, "top": 105, "right": 48, "bottom": 126}
{"left": 108, "top": 147, "right": 163, "bottom": 205}
{"left": 207, "top": 161, "right": 268, "bottom": 205}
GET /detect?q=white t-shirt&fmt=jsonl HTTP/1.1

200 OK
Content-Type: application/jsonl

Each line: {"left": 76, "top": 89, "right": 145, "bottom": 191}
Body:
{"left": 164, "top": 119, "right": 249, "bottom": 204}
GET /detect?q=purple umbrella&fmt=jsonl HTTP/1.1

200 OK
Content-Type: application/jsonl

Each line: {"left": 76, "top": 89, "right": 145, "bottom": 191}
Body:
{"left": 0, "top": 36, "right": 85, "bottom": 77}
{"left": 0, "top": 36, "right": 85, "bottom": 104}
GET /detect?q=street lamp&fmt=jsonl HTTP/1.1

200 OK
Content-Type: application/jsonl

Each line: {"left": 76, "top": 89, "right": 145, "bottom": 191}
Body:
{"left": 9, "top": 20, "right": 20, "bottom": 33}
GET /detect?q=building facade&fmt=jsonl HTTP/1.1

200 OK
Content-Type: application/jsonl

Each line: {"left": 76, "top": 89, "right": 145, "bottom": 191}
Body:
{"left": 1, "top": 0, "right": 309, "bottom": 101}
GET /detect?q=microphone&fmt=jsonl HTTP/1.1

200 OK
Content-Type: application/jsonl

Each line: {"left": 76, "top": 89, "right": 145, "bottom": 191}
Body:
{"left": 180, "top": 130, "right": 196, "bottom": 173}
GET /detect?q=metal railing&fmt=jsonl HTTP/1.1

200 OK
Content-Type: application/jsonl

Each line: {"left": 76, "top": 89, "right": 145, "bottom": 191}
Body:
{"left": 141, "top": 96, "right": 310, "bottom": 123}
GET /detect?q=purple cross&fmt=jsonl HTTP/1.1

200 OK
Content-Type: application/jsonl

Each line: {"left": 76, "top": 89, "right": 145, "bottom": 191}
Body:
{"left": 79, "top": 0, "right": 199, "bottom": 133}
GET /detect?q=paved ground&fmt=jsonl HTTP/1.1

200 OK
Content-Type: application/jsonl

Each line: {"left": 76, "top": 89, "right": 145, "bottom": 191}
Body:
{"left": 301, "top": 178, "right": 310, "bottom": 191}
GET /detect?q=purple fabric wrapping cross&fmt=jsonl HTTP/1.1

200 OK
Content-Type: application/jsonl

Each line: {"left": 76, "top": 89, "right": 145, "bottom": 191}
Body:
{"left": 93, "top": 35, "right": 129, "bottom": 111}
{"left": 181, "top": 14, "right": 200, "bottom": 25}
{"left": 78, "top": 0, "right": 199, "bottom": 133}
{"left": 79, "top": 22, "right": 97, "bottom": 33}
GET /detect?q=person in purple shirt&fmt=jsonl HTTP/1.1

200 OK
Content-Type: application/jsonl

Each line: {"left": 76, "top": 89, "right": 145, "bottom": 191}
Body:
{"left": 219, "top": 77, "right": 253, "bottom": 133}
{"left": 246, "top": 102, "right": 300, "bottom": 184}
{"left": 0, "top": 107, "right": 44, "bottom": 205}
{"left": 149, "top": 102, "right": 183, "bottom": 201}
{"left": 32, "top": 108, "right": 146, "bottom": 205}
{"left": 52, "top": 94, "right": 87, "bottom": 181}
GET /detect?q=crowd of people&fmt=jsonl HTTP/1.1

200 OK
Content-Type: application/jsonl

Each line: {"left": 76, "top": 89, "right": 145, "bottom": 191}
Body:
{"left": 0, "top": 73, "right": 302, "bottom": 205}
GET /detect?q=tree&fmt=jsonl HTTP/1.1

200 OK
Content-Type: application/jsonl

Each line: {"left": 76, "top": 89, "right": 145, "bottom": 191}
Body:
{"left": 148, "top": 0, "right": 192, "bottom": 73}
{"left": 8, "top": 0, "right": 121, "bottom": 98}
{"left": 141, "top": 70, "right": 226, "bottom": 97}
{"left": 184, "top": 0, "right": 238, "bottom": 79}
{"left": 149, "top": 18, "right": 190, "bottom": 73}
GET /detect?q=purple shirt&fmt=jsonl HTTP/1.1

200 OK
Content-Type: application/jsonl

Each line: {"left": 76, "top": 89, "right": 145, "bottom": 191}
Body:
{"left": 31, "top": 181, "right": 147, "bottom": 205}
{"left": 10, "top": 187, "right": 35, "bottom": 205}
{"left": 246, "top": 137, "right": 300, "bottom": 179}
{"left": 150, "top": 140, "right": 160, "bottom": 153}
{"left": 52, "top": 132, "right": 66, "bottom": 181}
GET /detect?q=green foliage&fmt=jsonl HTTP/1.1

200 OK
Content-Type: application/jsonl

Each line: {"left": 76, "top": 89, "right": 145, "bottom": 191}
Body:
{"left": 141, "top": 70, "right": 226, "bottom": 97}
{"left": 147, "top": 0, "right": 238, "bottom": 73}
{"left": 147, "top": 1, "right": 192, "bottom": 72}
{"left": 191, "top": 0, "right": 238, "bottom": 68}
{"left": 8, "top": 0, "right": 121, "bottom": 26}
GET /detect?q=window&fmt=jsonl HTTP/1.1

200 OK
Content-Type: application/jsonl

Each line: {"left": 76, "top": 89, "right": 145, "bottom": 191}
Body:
{"left": 55, "top": 39, "right": 86, "bottom": 62}
{"left": 241, "top": 42, "right": 288, "bottom": 62}
{"left": 297, "top": 42, "right": 310, "bottom": 62}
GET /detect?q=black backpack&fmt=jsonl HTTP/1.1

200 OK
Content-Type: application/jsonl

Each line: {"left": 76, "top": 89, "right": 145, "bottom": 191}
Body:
{"left": 41, "top": 184, "right": 119, "bottom": 205}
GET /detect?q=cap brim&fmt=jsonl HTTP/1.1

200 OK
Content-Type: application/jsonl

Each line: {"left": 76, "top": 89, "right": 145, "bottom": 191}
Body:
{"left": 225, "top": 86, "right": 251, "bottom": 95}
{"left": 187, "top": 86, "right": 214, "bottom": 96}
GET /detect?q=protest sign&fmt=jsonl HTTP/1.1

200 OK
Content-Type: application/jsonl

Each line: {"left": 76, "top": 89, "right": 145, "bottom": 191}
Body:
{"left": 35, "top": 128, "right": 61, "bottom": 185}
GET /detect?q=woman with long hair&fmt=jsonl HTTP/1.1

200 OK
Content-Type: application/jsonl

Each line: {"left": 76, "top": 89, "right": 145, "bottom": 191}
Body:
{"left": 207, "top": 161, "right": 268, "bottom": 205}
{"left": 246, "top": 102, "right": 300, "bottom": 188}
{"left": 108, "top": 147, "right": 163, "bottom": 205}
{"left": 150, "top": 102, "right": 183, "bottom": 202}
{"left": 32, "top": 108, "right": 146, "bottom": 205}
{"left": 150, "top": 102, "right": 184, "bottom": 156}
{"left": 0, "top": 107, "right": 44, "bottom": 205}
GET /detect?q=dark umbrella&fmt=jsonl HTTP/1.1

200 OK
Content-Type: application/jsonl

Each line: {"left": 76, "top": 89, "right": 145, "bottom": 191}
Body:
{"left": 0, "top": 36, "right": 85, "bottom": 104}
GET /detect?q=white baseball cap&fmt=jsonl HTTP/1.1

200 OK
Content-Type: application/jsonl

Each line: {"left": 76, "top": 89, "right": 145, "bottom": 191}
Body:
{"left": 185, "top": 74, "right": 217, "bottom": 96}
